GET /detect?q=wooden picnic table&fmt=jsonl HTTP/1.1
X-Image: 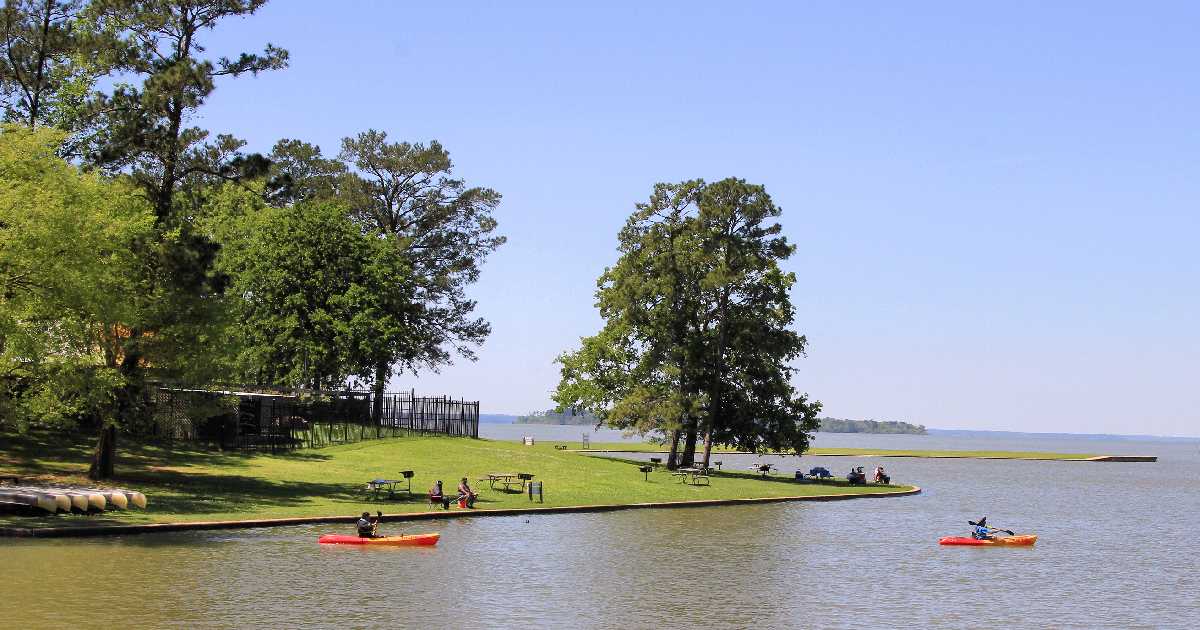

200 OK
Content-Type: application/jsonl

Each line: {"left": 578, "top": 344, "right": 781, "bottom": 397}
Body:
{"left": 671, "top": 467, "right": 711, "bottom": 485}
{"left": 481, "top": 473, "right": 534, "bottom": 492}
{"left": 480, "top": 473, "right": 515, "bottom": 489}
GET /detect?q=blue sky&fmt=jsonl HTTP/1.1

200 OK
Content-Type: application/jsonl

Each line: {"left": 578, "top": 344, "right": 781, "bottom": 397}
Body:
{"left": 198, "top": 1, "right": 1197, "bottom": 435}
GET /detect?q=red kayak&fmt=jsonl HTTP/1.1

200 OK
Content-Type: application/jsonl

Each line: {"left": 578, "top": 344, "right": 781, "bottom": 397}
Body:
{"left": 939, "top": 534, "right": 1037, "bottom": 546}
{"left": 318, "top": 533, "right": 440, "bottom": 546}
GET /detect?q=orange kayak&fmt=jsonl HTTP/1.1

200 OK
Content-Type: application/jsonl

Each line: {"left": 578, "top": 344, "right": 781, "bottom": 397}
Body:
{"left": 939, "top": 535, "right": 1037, "bottom": 546}
{"left": 318, "top": 533, "right": 440, "bottom": 546}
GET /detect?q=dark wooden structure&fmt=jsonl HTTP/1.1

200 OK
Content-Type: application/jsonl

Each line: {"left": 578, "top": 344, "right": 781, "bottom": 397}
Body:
{"left": 150, "top": 388, "right": 479, "bottom": 452}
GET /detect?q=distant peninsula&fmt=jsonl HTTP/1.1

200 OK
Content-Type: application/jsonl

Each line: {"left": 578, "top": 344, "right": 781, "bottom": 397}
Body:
{"left": 819, "top": 417, "right": 926, "bottom": 434}
{"left": 515, "top": 408, "right": 600, "bottom": 425}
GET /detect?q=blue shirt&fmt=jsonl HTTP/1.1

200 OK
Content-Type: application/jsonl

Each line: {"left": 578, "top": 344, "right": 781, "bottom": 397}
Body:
{"left": 973, "top": 525, "right": 990, "bottom": 539}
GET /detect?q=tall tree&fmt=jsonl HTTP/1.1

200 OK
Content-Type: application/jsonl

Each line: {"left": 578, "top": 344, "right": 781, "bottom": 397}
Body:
{"left": 265, "top": 138, "right": 345, "bottom": 206}
{"left": 688, "top": 178, "right": 821, "bottom": 466}
{"left": 338, "top": 130, "right": 503, "bottom": 421}
{"left": 556, "top": 181, "right": 707, "bottom": 468}
{"left": 0, "top": 0, "right": 85, "bottom": 128}
{"left": 205, "top": 186, "right": 411, "bottom": 391}
{"left": 0, "top": 126, "right": 153, "bottom": 434}
{"left": 79, "top": 0, "right": 287, "bottom": 478}
{"left": 555, "top": 178, "right": 820, "bottom": 468}
{"left": 86, "top": 0, "right": 288, "bottom": 217}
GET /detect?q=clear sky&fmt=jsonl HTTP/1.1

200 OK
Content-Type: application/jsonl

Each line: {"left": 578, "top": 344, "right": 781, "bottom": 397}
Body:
{"left": 197, "top": 1, "right": 1197, "bottom": 436}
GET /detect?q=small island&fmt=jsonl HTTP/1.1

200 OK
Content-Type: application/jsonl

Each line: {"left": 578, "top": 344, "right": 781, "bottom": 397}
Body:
{"left": 515, "top": 408, "right": 600, "bottom": 425}
{"left": 819, "top": 418, "right": 927, "bottom": 434}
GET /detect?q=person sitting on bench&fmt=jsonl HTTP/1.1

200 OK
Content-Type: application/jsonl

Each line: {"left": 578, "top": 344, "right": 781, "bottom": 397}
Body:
{"left": 429, "top": 481, "right": 450, "bottom": 509}
{"left": 873, "top": 466, "right": 891, "bottom": 484}
{"left": 356, "top": 511, "right": 381, "bottom": 538}
{"left": 456, "top": 477, "right": 477, "bottom": 508}
{"left": 847, "top": 468, "right": 866, "bottom": 485}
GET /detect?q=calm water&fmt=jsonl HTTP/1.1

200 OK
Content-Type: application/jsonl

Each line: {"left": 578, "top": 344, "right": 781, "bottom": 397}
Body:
{"left": 3, "top": 433, "right": 1197, "bottom": 629}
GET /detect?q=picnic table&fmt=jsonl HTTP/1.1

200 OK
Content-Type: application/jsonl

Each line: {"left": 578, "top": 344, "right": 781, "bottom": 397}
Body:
{"left": 670, "top": 467, "right": 711, "bottom": 486}
{"left": 366, "top": 479, "right": 404, "bottom": 499}
{"left": 481, "top": 473, "right": 534, "bottom": 492}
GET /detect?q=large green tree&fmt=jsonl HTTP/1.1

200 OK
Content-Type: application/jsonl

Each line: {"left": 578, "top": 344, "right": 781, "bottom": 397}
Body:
{"left": 204, "top": 185, "right": 411, "bottom": 391}
{"left": 687, "top": 178, "right": 821, "bottom": 466}
{"left": 77, "top": 0, "right": 287, "bottom": 477}
{"left": 337, "top": 130, "right": 503, "bottom": 421}
{"left": 554, "top": 178, "right": 820, "bottom": 468}
{"left": 0, "top": 126, "right": 153, "bottom": 433}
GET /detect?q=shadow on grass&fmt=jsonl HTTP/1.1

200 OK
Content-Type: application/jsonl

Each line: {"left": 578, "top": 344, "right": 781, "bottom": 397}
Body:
{"left": 0, "top": 429, "right": 333, "bottom": 480}
{"left": 1, "top": 466, "right": 363, "bottom": 530}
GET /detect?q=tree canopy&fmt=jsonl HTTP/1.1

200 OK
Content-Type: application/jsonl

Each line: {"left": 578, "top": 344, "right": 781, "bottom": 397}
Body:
{"left": 0, "top": 125, "right": 152, "bottom": 431}
{"left": 0, "top": 3, "right": 507, "bottom": 479}
{"left": 554, "top": 178, "right": 820, "bottom": 468}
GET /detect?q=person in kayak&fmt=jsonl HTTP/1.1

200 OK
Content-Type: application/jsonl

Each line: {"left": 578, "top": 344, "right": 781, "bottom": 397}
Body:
{"left": 971, "top": 516, "right": 996, "bottom": 540}
{"left": 456, "top": 477, "right": 477, "bottom": 508}
{"left": 356, "top": 511, "right": 382, "bottom": 538}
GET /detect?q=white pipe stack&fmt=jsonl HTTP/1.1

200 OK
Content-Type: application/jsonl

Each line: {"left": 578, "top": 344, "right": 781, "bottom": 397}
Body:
{"left": 0, "top": 484, "right": 146, "bottom": 513}
{"left": 0, "top": 490, "right": 59, "bottom": 513}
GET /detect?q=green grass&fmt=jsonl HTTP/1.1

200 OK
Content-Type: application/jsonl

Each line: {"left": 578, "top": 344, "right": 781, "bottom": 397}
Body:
{"left": 0, "top": 430, "right": 913, "bottom": 530}
{"left": 575, "top": 442, "right": 1099, "bottom": 460}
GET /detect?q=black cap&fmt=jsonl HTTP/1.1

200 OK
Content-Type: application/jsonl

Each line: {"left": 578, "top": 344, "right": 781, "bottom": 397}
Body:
{"left": 362, "top": 511, "right": 370, "bottom": 518}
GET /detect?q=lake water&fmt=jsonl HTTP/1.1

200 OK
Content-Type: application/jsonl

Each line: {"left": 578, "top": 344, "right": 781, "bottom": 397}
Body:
{"left": 3, "top": 431, "right": 1197, "bottom": 628}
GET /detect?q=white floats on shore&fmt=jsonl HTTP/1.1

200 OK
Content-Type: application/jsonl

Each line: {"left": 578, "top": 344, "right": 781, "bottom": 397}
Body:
{"left": 0, "top": 484, "right": 147, "bottom": 514}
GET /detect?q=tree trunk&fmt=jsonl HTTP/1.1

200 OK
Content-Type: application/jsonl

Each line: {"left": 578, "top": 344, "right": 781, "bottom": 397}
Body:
{"left": 90, "top": 330, "right": 144, "bottom": 480}
{"left": 371, "top": 360, "right": 388, "bottom": 424}
{"left": 681, "top": 417, "right": 698, "bottom": 467}
{"left": 27, "top": 0, "right": 54, "bottom": 127}
{"left": 702, "top": 288, "right": 731, "bottom": 470}
{"left": 666, "top": 429, "right": 682, "bottom": 470}
{"left": 701, "top": 425, "right": 714, "bottom": 468}
{"left": 88, "top": 424, "right": 117, "bottom": 480}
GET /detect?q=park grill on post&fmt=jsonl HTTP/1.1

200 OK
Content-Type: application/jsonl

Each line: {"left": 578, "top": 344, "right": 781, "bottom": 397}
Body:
{"left": 148, "top": 387, "right": 479, "bottom": 452}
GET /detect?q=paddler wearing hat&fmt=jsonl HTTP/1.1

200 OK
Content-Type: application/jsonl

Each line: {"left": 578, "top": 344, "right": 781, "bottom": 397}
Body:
{"left": 970, "top": 516, "right": 997, "bottom": 540}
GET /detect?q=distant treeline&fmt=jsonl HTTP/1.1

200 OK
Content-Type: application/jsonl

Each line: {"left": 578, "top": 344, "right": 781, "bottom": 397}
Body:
{"left": 515, "top": 408, "right": 600, "bottom": 425}
{"left": 819, "top": 418, "right": 926, "bottom": 434}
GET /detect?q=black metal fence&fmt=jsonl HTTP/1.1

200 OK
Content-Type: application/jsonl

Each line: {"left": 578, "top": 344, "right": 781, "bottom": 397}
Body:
{"left": 150, "top": 388, "right": 479, "bottom": 452}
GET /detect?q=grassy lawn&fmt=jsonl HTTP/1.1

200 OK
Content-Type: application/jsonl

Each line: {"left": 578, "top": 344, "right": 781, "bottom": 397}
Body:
{"left": 575, "top": 442, "right": 1099, "bottom": 460}
{"left": 0, "top": 431, "right": 913, "bottom": 530}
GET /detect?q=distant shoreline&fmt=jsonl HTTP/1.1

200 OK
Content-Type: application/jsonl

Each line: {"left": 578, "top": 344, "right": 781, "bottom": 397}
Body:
{"left": 568, "top": 444, "right": 1157, "bottom": 462}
